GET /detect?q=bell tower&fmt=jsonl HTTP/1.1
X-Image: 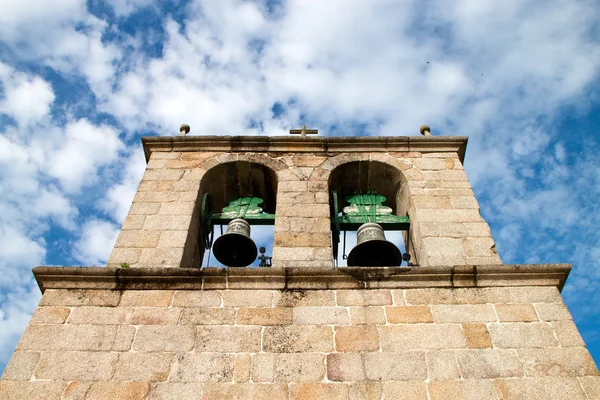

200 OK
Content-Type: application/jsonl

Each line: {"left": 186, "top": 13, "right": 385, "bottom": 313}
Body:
{"left": 2, "top": 128, "right": 598, "bottom": 399}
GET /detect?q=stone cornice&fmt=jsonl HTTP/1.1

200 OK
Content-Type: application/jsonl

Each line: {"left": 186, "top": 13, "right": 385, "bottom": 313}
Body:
{"left": 141, "top": 136, "right": 469, "bottom": 163}
{"left": 33, "top": 264, "right": 571, "bottom": 293}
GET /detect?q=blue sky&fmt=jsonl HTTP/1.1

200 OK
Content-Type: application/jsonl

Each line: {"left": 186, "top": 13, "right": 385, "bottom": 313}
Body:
{"left": 0, "top": 0, "right": 599, "bottom": 372}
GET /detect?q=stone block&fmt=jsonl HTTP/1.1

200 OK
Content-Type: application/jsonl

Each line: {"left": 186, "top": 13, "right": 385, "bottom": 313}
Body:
{"left": 179, "top": 308, "right": 235, "bottom": 325}
{"left": 580, "top": 376, "right": 600, "bottom": 399}
{"left": 86, "top": 383, "right": 150, "bottom": 400}
{"left": 517, "top": 348, "right": 598, "bottom": 377}
{"left": 276, "top": 217, "right": 330, "bottom": 233}
{"left": 381, "top": 382, "right": 428, "bottom": 399}
{"left": 222, "top": 290, "right": 272, "bottom": 307}
{"left": 18, "top": 324, "right": 116, "bottom": 351}
{"left": 534, "top": 302, "right": 573, "bottom": 321}
{"left": 386, "top": 306, "right": 433, "bottom": 323}
{"left": 173, "top": 291, "right": 221, "bottom": 307}
{"left": 197, "top": 326, "right": 261, "bottom": 352}
{"left": 335, "top": 325, "right": 379, "bottom": 352}
{"left": 462, "top": 237, "right": 498, "bottom": 257}
{"left": 349, "top": 382, "right": 382, "bottom": 400}
{"left": 133, "top": 326, "right": 195, "bottom": 352}
{"left": 495, "top": 304, "right": 538, "bottom": 322}
{"left": 421, "top": 237, "right": 465, "bottom": 256}
{"left": 276, "top": 203, "right": 329, "bottom": 217}
{"left": 122, "top": 215, "right": 146, "bottom": 229}
{"left": 159, "top": 202, "right": 195, "bottom": 215}
{"left": 114, "top": 230, "right": 160, "bottom": 248}
{"left": 293, "top": 306, "right": 349, "bottom": 325}
{"left": 143, "top": 215, "right": 190, "bottom": 230}
{"left": 252, "top": 353, "right": 274, "bottom": 382}
{"left": 336, "top": 289, "right": 392, "bottom": 306}
{"left": 169, "top": 353, "right": 234, "bottom": 382}
{"left": 363, "top": 351, "right": 428, "bottom": 381}
{"left": 274, "top": 232, "right": 330, "bottom": 247}
{"left": 494, "top": 377, "right": 587, "bottom": 399}
{"left": 415, "top": 157, "right": 447, "bottom": 170}
{"left": 274, "top": 290, "right": 335, "bottom": 307}
{"left": 108, "top": 248, "right": 141, "bottom": 264}
{"left": 462, "top": 323, "right": 493, "bottom": 349}
{"left": 288, "top": 383, "right": 348, "bottom": 399}
{"left": 274, "top": 353, "right": 326, "bottom": 382}
{"left": 39, "top": 289, "right": 121, "bottom": 307}
{"left": 114, "top": 352, "right": 173, "bottom": 382}
{"left": 143, "top": 169, "right": 184, "bottom": 181}
{"left": 237, "top": 307, "right": 292, "bottom": 325}
{"left": 308, "top": 181, "right": 328, "bottom": 191}
{"left": 234, "top": 354, "right": 250, "bottom": 383}
{"left": 68, "top": 306, "right": 133, "bottom": 325}
{"left": 202, "top": 383, "right": 288, "bottom": 399}
{"left": 130, "top": 202, "right": 161, "bottom": 215}
{"left": 279, "top": 181, "right": 307, "bottom": 192}
{"left": 404, "top": 287, "right": 561, "bottom": 305}
{"left": 552, "top": 320, "right": 586, "bottom": 347}
{"left": 272, "top": 247, "right": 316, "bottom": 261}
{"left": 121, "top": 290, "right": 174, "bottom": 307}
{"left": 1, "top": 351, "right": 39, "bottom": 380}
{"left": 488, "top": 322, "right": 558, "bottom": 348}
{"left": 157, "top": 230, "right": 189, "bottom": 248}
{"left": 456, "top": 349, "right": 522, "bottom": 379}
{"left": 132, "top": 307, "right": 180, "bottom": 325}
{"left": 428, "top": 380, "right": 498, "bottom": 400}
{"left": 278, "top": 191, "right": 315, "bottom": 204}
{"left": 112, "top": 325, "right": 136, "bottom": 351}
{"left": 62, "top": 381, "right": 91, "bottom": 399}
{"left": 426, "top": 350, "right": 460, "bottom": 380}
{"left": 450, "top": 196, "right": 480, "bottom": 209}
{"left": 412, "top": 195, "right": 452, "bottom": 209}
{"left": 290, "top": 155, "right": 327, "bottom": 167}
{"left": 171, "top": 179, "right": 201, "bottom": 191}
{"left": 415, "top": 209, "right": 482, "bottom": 223}
{"left": 152, "top": 152, "right": 182, "bottom": 160}
{"left": 390, "top": 289, "right": 406, "bottom": 305}
{"left": 133, "top": 191, "right": 181, "bottom": 203}
{"left": 137, "top": 181, "right": 158, "bottom": 191}
{"left": 379, "top": 324, "right": 466, "bottom": 350}
{"left": 30, "top": 306, "right": 70, "bottom": 324}
{"left": 139, "top": 247, "right": 184, "bottom": 265}
{"left": 0, "top": 381, "right": 66, "bottom": 400}
{"left": 327, "top": 353, "right": 365, "bottom": 381}
{"left": 432, "top": 304, "right": 496, "bottom": 323}
{"left": 349, "top": 306, "right": 386, "bottom": 324}
{"left": 35, "top": 351, "right": 117, "bottom": 380}
{"left": 263, "top": 325, "right": 333, "bottom": 352}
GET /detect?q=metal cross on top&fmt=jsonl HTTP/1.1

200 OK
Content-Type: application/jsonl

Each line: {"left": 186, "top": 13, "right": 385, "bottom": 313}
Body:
{"left": 290, "top": 124, "right": 318, "bottom": 138}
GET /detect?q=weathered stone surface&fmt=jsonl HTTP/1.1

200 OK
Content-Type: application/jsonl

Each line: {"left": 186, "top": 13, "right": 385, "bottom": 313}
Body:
{"left": 335, "top": 326, "right": 379, "bottom": 352}
{"left": 114, "top": 352, "right": 173, "bottom": 382}
{"left": 133, "top": 191, "right": 181, "bottom": 203}
{"left": 252, "top": 353, "right": 274, "bottom": 382}
{"left": 237, "top": 308, "right": 292, "bottom": 325}
{"left": 202, "top": 383, "right": 288, "bottom": 399}
{"left": 349, "top": 306, "right": 386, "bottom": 324}
{"left": 288, "top": 383, "right": 348, "bottom": 399}
{"left": 517, "top": 348, "right": 598, "bottom": 377}
{"left": 173, "top": 291, "right": 221, "bottom": 307}
{"left": 130, "top": 202, "right": 161, "bottom": 215}
{"left": 169, "top": 353, "right": 234, "bottom": 382}
{"left": 579, "top": 376, "right": 600, "bottom": 399}
{"left": 143, "top": 215, "right": 190, "bottom": 230}
{"left": 122, "top": 215, "right": 146, "bottom": 230}
{"left": 157, "top": 230, "right": 189, "bottom": 248}
{"left": 381, "top": 381, "right": 428, "bottom": 400}
{"left": 534, "top": 302, "right": 572, "bottom": 321}
{"left": 274, "top": 353, "right": 326, "bottom": 382}
{"left": 426, "top": 350, "right": 460, "bottom": 380}
{"left": 363, "top": 351, "right": 428, "bottom": 381}
{"left": 263, "top": 326, "right": 333, "bottom": 353}
{"left": 274, "top": 232, "right": 330, "bottom": 247}
{"left": 432, "top": 304, "right": 496, "bottom": 323}
{"left": 120, "top": 290, "right": 174, "bottom": 307}
{"left": 197, "top": 326, "right": 261, "bottom": 352}
{"left": 159, "top": 202, "right": 195, "bottom": 215}
{"left": 234, "top": 354, "right": 251, "bottom": 383}
{"left": 551, "top": 320, "right": 586, "bottom": 347}
{"left": 386, "top": 306, "right": 433, "bottom": 324}
{"left": 179, "top": 308, "right": 235, "bottom": 325}
{"left": 274, "top": 290, "right": 335, "bottom": 307}
{"left": 456, "top": 349, "right": 522, "bottom": 379}
{"left": 462, "top": 323, "right": 493, "bottom": 349}
{"left": 62, "top": 381, "right": 91, "bottom": 400}
{"left": 404, "top": 287, "right": 560, "bottom": 305}
{"left": 133, "top": 326, "right": 195, "bottom": 352}
{"left": 494, "top": 377, "right": 587, "bottom": 399}
{"left": 488, "top": 322, "right": 558, "bottom": 348}
{"left": 131, "top": 307, "right": 180, "bottom": 325}
{"left": 30, "top": 307, "right": 70, "bottom": 324}
{"left": 86, "top": 382, "right": 150, "bottom": 400}
{"left": 428, "top": 380, "right": 498, "bottom": 400}
{"left": 293, "top": 306, "right": 349, "bottom": 325}
{"left": 35, "top": 351, "right": 118, "bottom": 380}
{"left": 495, "top": 304, "right": 538, "bottom": 322}
{"left": 0, "top": 381, "right": 66, "bottom": 400}
{"left": 18, "top": 324, "right": 116, "bottom": 351}
{"left": 336, "top": 290, "right": 392, "bottom": 306}
{"left": 379, "top": 324, "right": 466, "bottom": 350}
{"left": 142, "top": 169, "right": 184, "bottom": 181}
{"left": 108, "top": 247, "right": 142, "bottom": 264}
{"left": 1, "top": 351, "right": 39, "bottom": 380}
{"left": 222, "top": 290, "right": 272, "bottom": 307}
{"left": 40, "top": 289, "right": 120, "bottom": 307}
{"left": 139, "top": 247, "right": 185, "bottom": 265}
{"left": 148, "top": 383, "right": 204, "bottom": 400}
{"left": 112, "top": 325, "right": 136, "bottom": 351}
{"left": 68, "top": 306, "right": 133, "bottom": 325}
{"left": 349, "top": 382, "right": 381, "bottom": 400}
{"left": 327, "top": 353, "right": 366, "bottom": 381}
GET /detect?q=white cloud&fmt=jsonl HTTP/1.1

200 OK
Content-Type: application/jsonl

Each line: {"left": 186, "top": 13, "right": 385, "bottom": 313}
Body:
{"left": 72, "top": 219, "right": 120, "bottom": 265}
{"left": 0, "top": 67, "right": 55, "bottom": 126}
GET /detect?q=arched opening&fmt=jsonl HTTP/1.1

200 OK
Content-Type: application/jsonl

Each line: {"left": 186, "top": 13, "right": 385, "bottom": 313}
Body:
{"left": 328, "top": 160, "right": 412, "bottom": 266}
{"left": 183, "top": 161, "right": 278, "bottom": 268}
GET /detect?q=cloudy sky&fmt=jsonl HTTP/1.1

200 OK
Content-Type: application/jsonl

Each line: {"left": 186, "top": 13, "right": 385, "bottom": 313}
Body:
{"left": 1, "top": 0, "right": 599, "bottom": 371}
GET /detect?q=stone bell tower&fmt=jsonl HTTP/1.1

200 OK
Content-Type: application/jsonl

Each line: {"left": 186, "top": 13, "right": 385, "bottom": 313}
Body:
{"left": 1, "top": 127, "right": 598, "bottom": 399}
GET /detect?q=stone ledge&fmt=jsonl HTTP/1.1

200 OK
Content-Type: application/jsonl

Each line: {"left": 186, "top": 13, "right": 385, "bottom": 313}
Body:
{"left": 33, "top": 264, "right": 570, "bottom": 293}
{"left": 141, "top": 136, "right": 468, "bottom": 163}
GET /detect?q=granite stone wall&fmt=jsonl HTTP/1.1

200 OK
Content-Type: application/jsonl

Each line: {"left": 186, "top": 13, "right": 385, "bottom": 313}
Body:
{"left": 2, "top": 286, "right": 598, "bottom": 399}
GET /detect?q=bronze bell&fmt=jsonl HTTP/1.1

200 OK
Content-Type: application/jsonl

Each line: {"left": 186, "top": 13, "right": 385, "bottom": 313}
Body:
{"left": 213, "top": 219, "right": 258, "bottom": 267}
{"left": 347, "top": 223, "right": 402, "bottom": 267}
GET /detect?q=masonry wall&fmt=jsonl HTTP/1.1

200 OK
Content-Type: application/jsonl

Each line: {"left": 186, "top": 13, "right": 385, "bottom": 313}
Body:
{"left": 2, "top": 286, "right": 599, "bottom": 399}
{"left": 107, "top": 145, "right": 501, "bottom": 269}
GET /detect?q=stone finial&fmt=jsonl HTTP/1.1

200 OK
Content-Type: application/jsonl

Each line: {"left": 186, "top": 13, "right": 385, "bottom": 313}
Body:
{"left": 420, "top": 125, "right": 432, "bottom": 136}
{"left": 179, "top": 124, "right": 191, "bottom": 136}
